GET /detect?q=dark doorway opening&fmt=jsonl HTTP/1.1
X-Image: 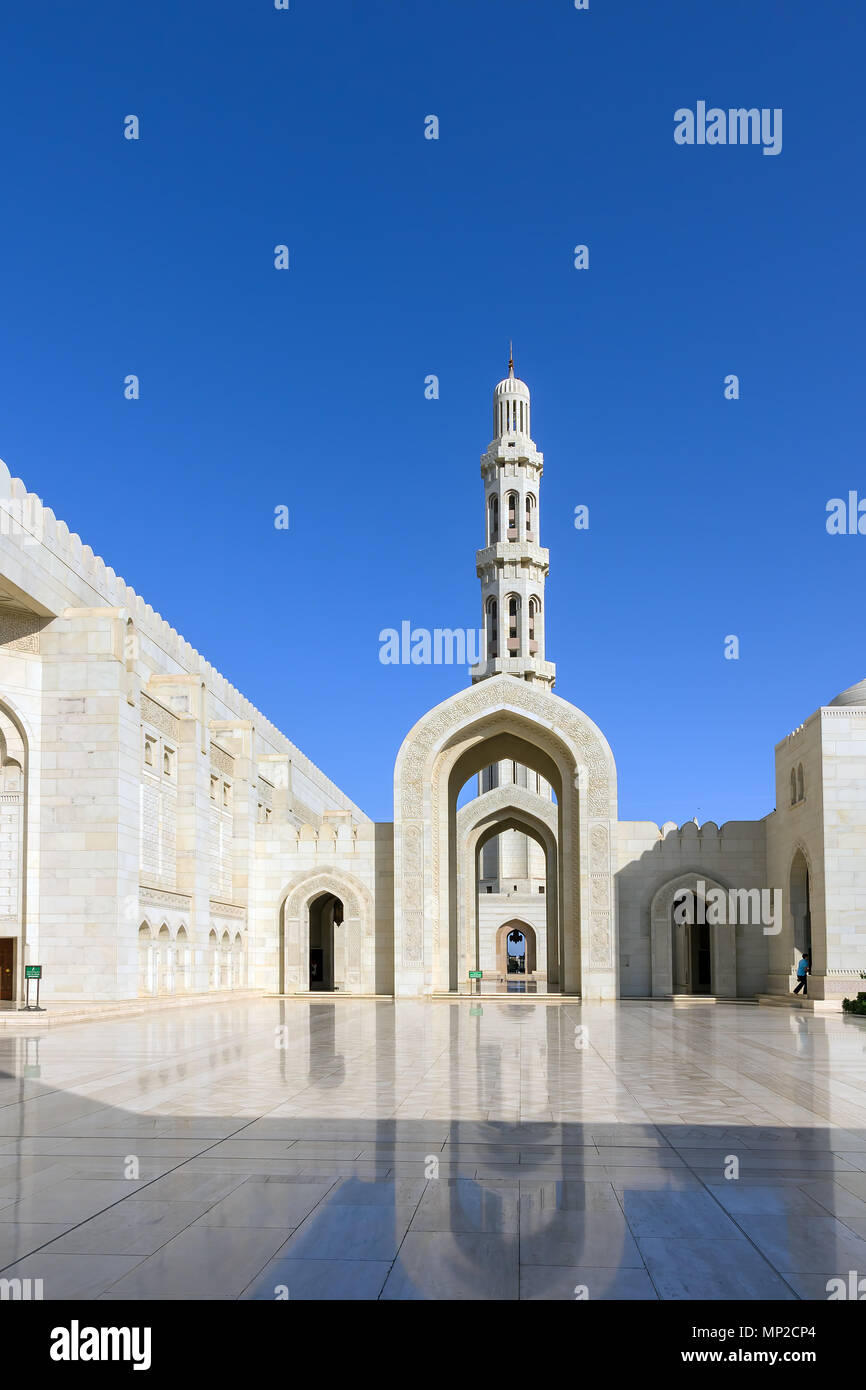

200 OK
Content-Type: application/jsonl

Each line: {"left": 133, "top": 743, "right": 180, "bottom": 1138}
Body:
{"left": 690, "top": 922, "right": 712, "bottom": 994}
{"left": 309, "top": 894, "right": 342, "bottom": 991}
{"left": 0, "top": 938, "right": 15, "bottom": 1001}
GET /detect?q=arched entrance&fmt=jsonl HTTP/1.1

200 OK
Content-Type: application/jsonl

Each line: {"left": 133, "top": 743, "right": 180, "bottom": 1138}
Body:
{"left": 278, "top": 870, "right": 375, "bottom": 994}
{"left": 790, "top": 849, "right": 812, "bottom": 962}
{"left": 0, "top": 699, "right": 28, "bottom": 1006}
{"left": 459, "top": 790, "right": 558, "bottom": 988}
{"left": 394, "top": 675, "right": 617, "bottom": 998}
{"left": 496, "top": 920, "right": 537, "bottom": 975}
{"left": 650, "top": 873, "right": 738, "bottom": 998}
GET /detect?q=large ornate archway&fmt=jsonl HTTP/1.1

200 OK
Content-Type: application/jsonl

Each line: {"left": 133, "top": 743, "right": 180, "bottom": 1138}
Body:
{"left": 278, "top": 869, "right": 374, "bottom": 995}
{"left": 457, "top": 784, "right": 558, "bottom": 986}
{"left": 393, "top": 675, "right": 617, "bottom": 998}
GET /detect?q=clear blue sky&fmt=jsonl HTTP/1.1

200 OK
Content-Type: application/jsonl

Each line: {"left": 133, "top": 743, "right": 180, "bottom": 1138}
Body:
{"left": 1, "top": 1, "right": 863, "bottom": 825}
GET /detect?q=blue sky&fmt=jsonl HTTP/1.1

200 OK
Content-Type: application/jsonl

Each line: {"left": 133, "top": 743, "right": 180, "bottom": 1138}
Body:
{"left": 1, "top": 0, "right": 864, "bottom": 825}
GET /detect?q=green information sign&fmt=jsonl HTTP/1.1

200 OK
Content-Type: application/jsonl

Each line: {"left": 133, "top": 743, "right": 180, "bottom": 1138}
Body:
{"left": 468, "top": 970, "right": 482, "bottom": 980}
{"left": 25, "top": 965, "right": 42, "bottom": 980}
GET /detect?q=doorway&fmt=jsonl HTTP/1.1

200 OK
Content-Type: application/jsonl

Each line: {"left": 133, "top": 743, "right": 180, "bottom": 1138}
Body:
{"left": 689, "top": 921, "right": 712, "bottom": 994}
{"left": 0, "top": 938, "right": 15, "bottom": 1001}
{"left": 309, "top": 893, "right": 343, "bottom": 991}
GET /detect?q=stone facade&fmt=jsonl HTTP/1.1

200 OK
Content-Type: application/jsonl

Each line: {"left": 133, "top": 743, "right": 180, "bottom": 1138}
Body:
{"left": 0, "top": 364, "right": 864, "bottom": 1006}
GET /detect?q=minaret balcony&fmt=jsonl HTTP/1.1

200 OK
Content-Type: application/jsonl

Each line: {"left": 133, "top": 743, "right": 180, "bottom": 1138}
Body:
{"left": 470, "top": 655, "right": 557, "bottom": 688}
{"left": 475, "top": 541, "right": 549, "bottom": 574}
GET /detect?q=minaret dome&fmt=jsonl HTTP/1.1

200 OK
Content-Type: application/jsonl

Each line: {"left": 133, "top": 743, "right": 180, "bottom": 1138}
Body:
{"left": 493, "top": 358, "right": 531, "bottom": 440}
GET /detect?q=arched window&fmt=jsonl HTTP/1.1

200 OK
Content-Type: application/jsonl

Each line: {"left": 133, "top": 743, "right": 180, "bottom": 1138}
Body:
{"left": 138, "top": 924, "right": 154, "bottom": 996}
{"left": 486, "top": 596, "right": 498, "bottom": 658}
{"left": 506, "top": 492, "right": 518, "bottom": 538}
{"left": 488, "top": 494, "right": 499, "bottom": 544}
{"left": 221, "top": 932, "right": 232, "bottom": 990}
{"left": 208, "top": 930, "right": 219, "bottom": 990}
{"left": 158, "top": 924, "right": 173, "bottom": 995}
{"left": 176, "top": 926, "right": 191, "bottom": 991}
{"left": 525, "top": 493, "right": 536, "bottom": 538}
{"left": 790, "top": 769, "right": 797, "bottom": 806}
{"left": 507, "top": 595, "right": 520, "bottom": 654}
{"left": 528, "top": 596, "right": 540, "bottom": 652}
{"left": 232, "top": 932, "right": 244, "bottom": 989}
{"left": 797, "top": 764, "right": 805, "bottom": 802}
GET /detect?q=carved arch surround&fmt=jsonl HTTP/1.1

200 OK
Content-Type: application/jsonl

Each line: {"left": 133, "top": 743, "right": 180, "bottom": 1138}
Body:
{"left": 393, "top": 676, "right": 617, "bottom": 998}
{"left": 279, "top": 869, "right": 374, "bottom": 995}
{"left": 650, "top": 871, "right": 738, "bottom": 999}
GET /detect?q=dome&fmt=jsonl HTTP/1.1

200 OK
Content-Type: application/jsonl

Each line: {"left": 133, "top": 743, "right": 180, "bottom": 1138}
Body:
{"left": 829, "top": 678, "right": 866, "bottom": 707}
{"left": 492, "top": 359, "right": 532, "bottom": 439}
{"left": 494, "top": 364, "right": 530, "bottom": 399}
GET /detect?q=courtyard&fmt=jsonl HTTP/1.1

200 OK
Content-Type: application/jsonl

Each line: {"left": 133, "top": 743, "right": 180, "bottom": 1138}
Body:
{"left": 1, "top": 998, "right": 865, "bottom": 1301}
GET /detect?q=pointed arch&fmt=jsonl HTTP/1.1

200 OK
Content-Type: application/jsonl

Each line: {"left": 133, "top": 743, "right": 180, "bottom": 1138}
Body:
{"left": 650, "top": 871, "right": 737, "bottom": 998}
{"left": 394, "top": 675, "right": 616, "bottom": 997}
{"left": 278, "top": 868, "right": 374, "bottom": 995}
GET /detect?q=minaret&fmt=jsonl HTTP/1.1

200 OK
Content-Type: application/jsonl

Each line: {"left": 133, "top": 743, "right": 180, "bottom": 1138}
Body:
{"left": 471, "top": 355, "right": 556, "bottom": 689}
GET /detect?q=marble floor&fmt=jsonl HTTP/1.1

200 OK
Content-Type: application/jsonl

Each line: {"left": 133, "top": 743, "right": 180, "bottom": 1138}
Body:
{"left": 1, "top": 998, "right": 865, "bottom": 1300}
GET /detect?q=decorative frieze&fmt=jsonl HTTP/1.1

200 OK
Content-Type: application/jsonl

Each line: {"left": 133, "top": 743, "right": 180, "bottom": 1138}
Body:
{"left": 142, "top": 692, "right": 180, "bottom": 738}
{"left": 210, "top": 741, "right": 235, "bottom": 776}
{"left": 210, "top": 899, "right": 246, "bottom": 921}
{"left": 140, "top": 885, "right": 191, "bottom": 911}
{"left": 0, "top": 607, "right": 43, "bottom": 653}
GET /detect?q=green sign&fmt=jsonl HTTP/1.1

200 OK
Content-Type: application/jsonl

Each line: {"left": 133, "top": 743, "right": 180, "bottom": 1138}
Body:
{"left": 468, "top": 970, "right": 482, "bottom": 980}
{"left": 25, "top": 965, "right": 42, "bottom": 980}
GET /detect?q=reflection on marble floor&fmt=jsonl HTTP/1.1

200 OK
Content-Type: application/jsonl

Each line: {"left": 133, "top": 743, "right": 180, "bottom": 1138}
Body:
{"left": 0, "top": 999, "right": 865, "bottom": 1300}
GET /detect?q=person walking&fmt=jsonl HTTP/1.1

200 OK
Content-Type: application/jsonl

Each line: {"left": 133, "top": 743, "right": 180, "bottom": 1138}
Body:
{"left": 793, "top": 953, "right": 810, "bottom": 996}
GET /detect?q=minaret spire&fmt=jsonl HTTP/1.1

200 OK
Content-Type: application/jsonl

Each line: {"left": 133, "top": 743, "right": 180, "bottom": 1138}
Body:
{"left": 470, "top": 360, "right": 555, "bottom": 689}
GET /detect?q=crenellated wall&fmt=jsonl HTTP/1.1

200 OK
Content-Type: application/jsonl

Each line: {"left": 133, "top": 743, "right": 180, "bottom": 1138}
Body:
{"left": 616, "top": 818, "right": 770, "bottom": 997}
{"left": 0, "top": 457, "right": 370, "bottom": 1003}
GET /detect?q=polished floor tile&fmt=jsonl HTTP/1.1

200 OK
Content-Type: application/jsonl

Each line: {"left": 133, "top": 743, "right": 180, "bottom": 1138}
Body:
{"left": 380, "top": 1232, "right": 519, "bottom": 1300}
{"left": 0, "top": 997, "right": 863, "bottom": 1300}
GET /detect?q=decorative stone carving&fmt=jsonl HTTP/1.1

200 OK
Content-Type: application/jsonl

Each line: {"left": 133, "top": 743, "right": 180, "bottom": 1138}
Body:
{"left": 142, "top": 693, "right": 180, "bottom": 738}
{"left": 210, "top": 742, "right": 235, "bottom": 776}
{"left": 140, "top": 885, "right": 191, "bottom": 911}
{"left": 210, "top": 899, "right": 246, "bottom": 920}
{"left": 590, "top": 914, "right": 612, "bottom": 969}
{"left": 0, "top": 607, "right": 43, "bottom": 652}
{"left": 590, "top": 875, "right": 610, "bottom": 908}
{"left": 590, "top": 823, "right": 609, "bottom": 869}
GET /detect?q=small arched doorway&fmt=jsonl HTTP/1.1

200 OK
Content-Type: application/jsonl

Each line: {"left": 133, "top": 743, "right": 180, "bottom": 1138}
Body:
{"left": 138, "top": 924, "right": 154, "bottom": 996}
{"left": 309, "top": 893, "right": 343, "bottom": 991}
{"left": 672, "top": 891, "right": 712, "bottom": 995}
{"left": 495, "top": 920, "right": 538, "bottom": 976}
{"left": 158, "top": 924, "right": 173, "bottom": 995}
{"left": 790, "top": 849, "right": 812, "bottom": 963}
{"left": 176, "top": 926, "right": 191, "bottom": 991}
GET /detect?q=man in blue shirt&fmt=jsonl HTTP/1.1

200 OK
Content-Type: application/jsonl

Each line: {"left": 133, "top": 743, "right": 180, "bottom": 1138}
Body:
{"left": 793, "top": 953, "right": 810, "bottom": 996}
